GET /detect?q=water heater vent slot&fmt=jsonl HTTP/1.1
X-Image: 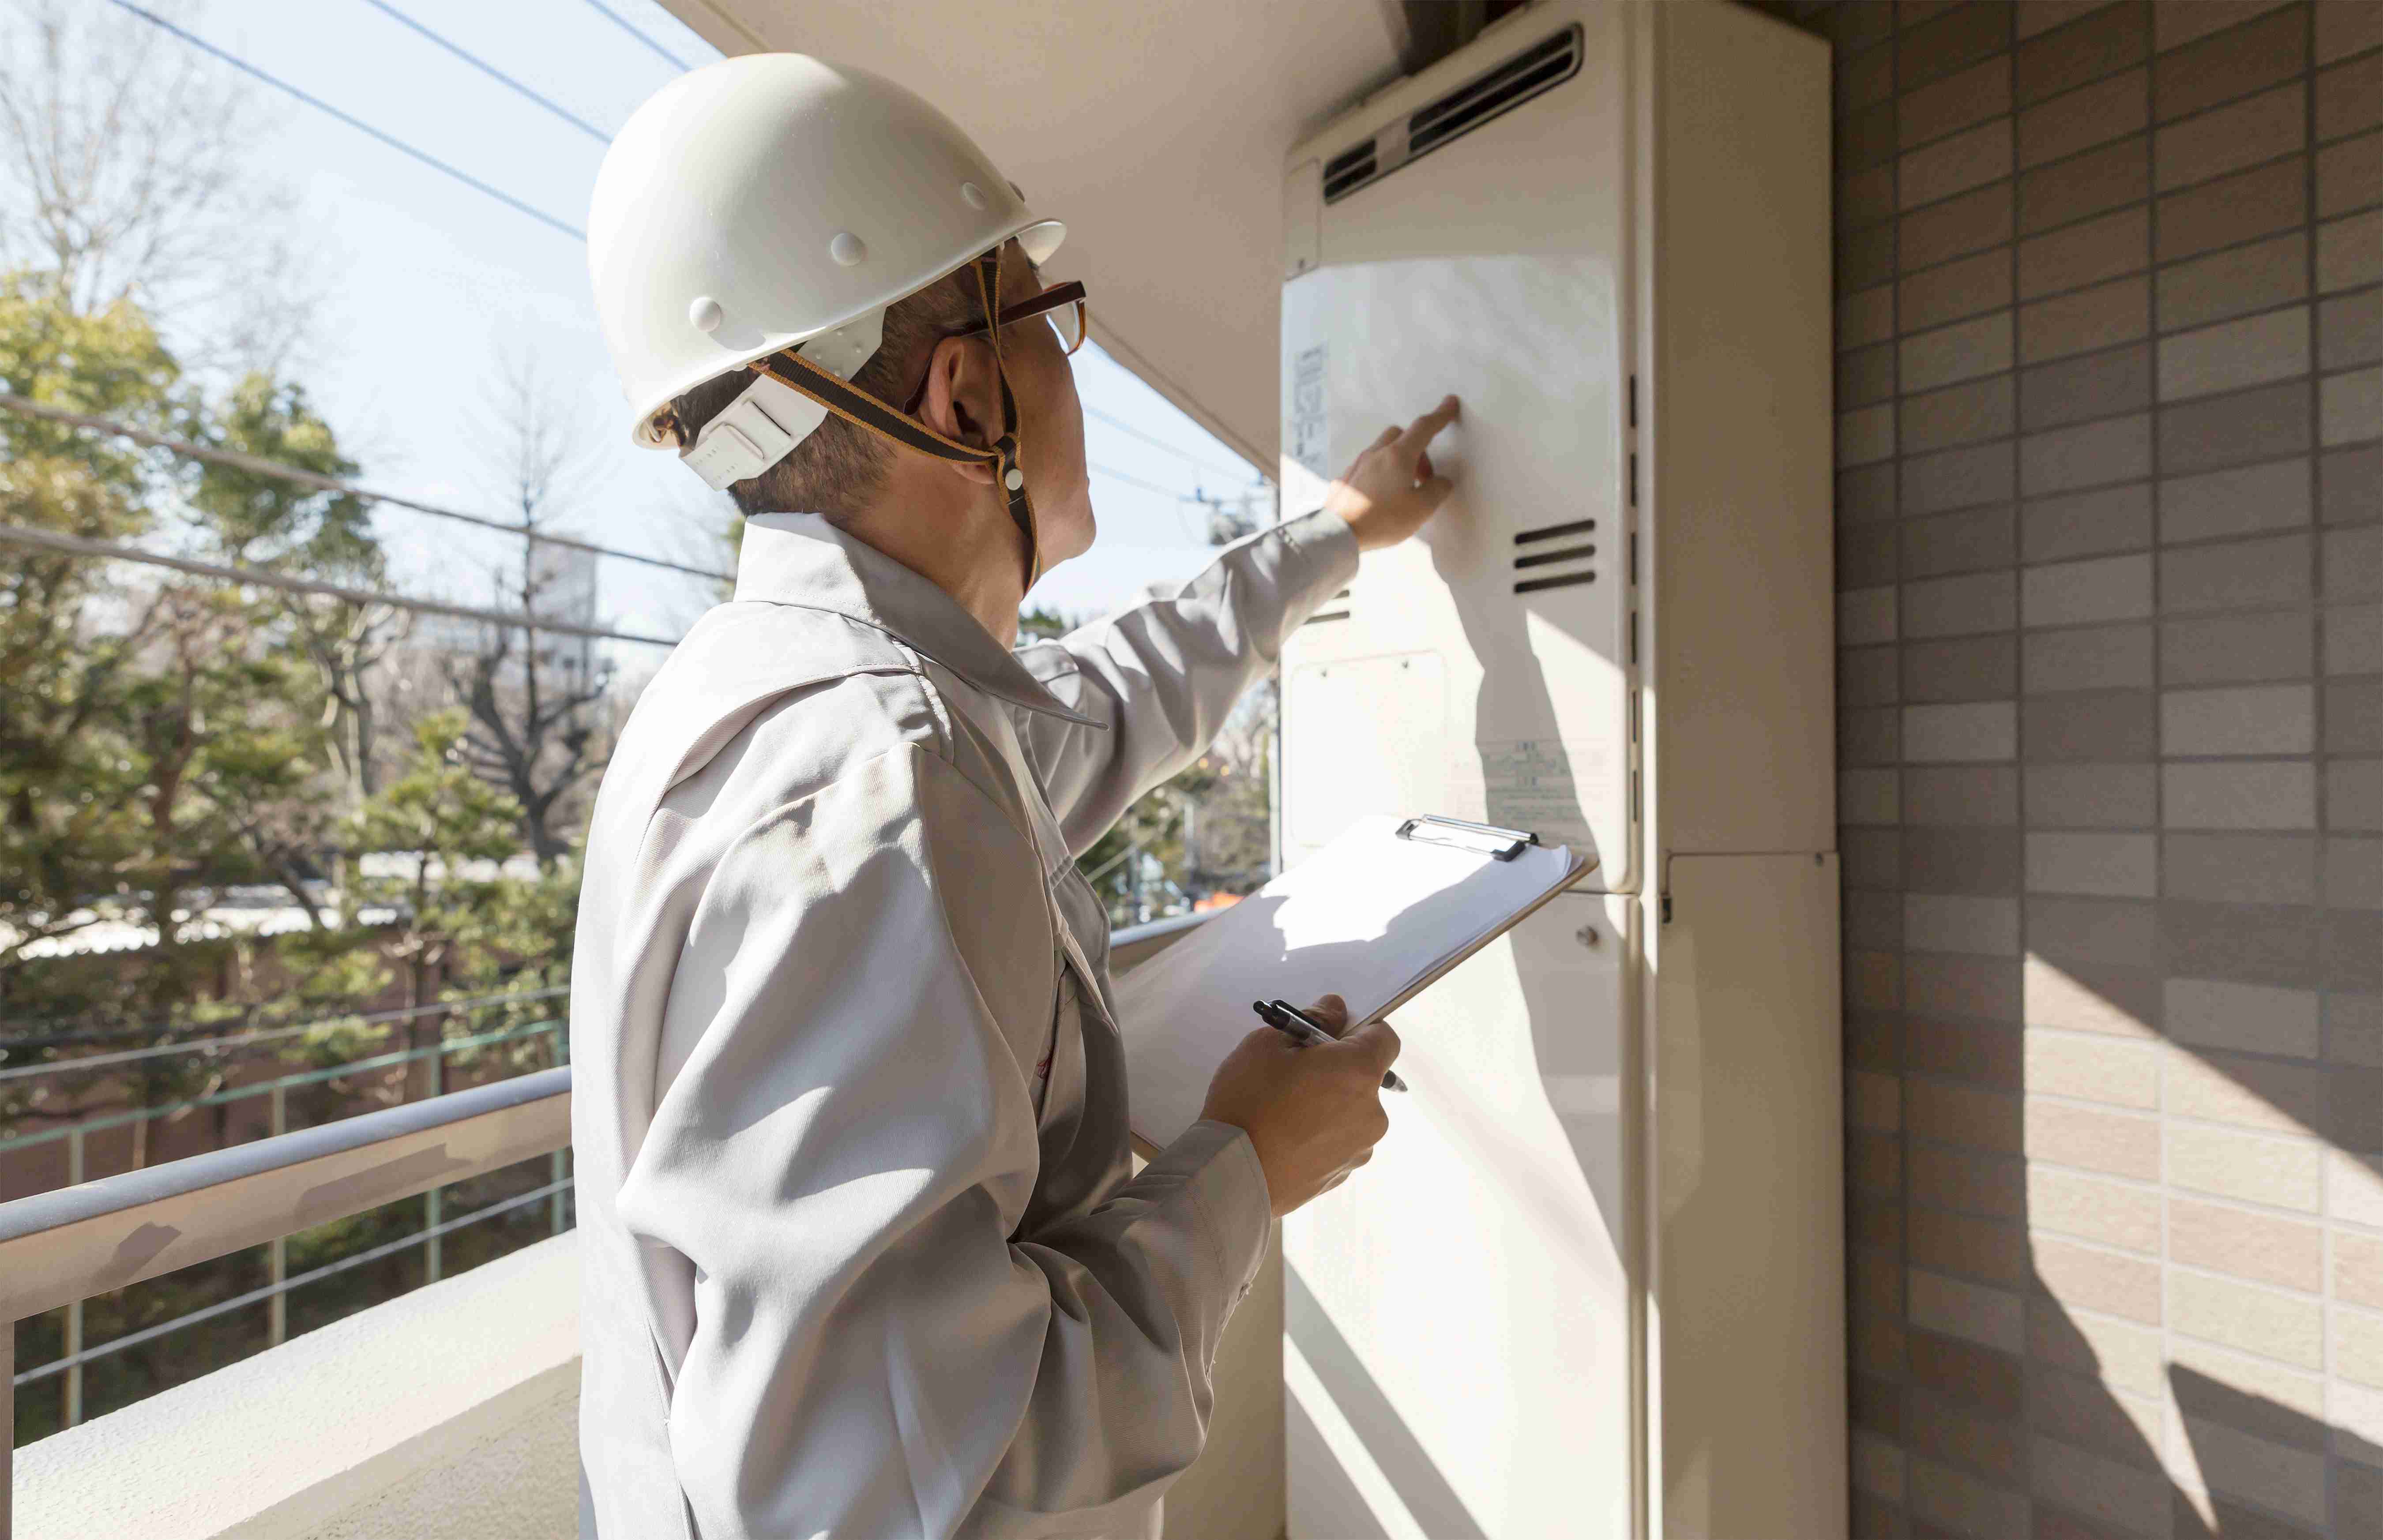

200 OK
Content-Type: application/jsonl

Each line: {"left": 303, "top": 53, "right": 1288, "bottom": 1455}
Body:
{"left": 1515, "top": 543, "right": 1595, "bottom": 570}
{"left": 1515, "top": 518, "right": 1596, "bottom": 545}
{"left": 1321, "top": 142, "right": 1377, "bottom": 202}
{"left": 1319, "top": 24, "right": 1582, "bottom": 206}
{"left": 1515, "top": 571, "right": 1597, "bottom": 596}
{"left": 1409, "top": 25, "right": 1583, "bottom": 159}
{"left": 1304, "top": 586, "right": 1353, "bottom": 625}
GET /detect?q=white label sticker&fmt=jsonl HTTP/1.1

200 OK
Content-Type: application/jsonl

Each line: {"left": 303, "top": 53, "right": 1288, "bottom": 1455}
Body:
{"left": 1478, "top": 738, "right": 1597, "bottom": 849}
{"left": 1289, "top": 344, "right": 1330, "bottom": 478}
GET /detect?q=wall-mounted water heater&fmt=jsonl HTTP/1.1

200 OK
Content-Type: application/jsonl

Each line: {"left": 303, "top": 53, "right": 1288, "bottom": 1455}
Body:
{"left": 1274, "top": 3, "right": 1841, "bottom": 1535}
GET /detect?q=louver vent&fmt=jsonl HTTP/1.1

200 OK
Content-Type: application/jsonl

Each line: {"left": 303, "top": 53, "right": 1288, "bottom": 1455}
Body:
{"left": 1512, "top": 519, "right": 1596, "bottom": 595}
{"left": 1321, "top": 143, "right": 1377, "bottom": 202}
{"left": 1319, "top": 25, "right": 1583, "bottom": 206}
{"left": 1304, "top": 586, "right": 1353, "bottom": 625}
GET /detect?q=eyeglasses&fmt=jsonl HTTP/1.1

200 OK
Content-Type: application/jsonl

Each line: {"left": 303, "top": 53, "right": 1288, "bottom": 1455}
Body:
{"left": 902, "top": 278, "right": 1089, "bottom": 416}
{"left": 958, "top": 279, "right": 1088, "bottom": 356}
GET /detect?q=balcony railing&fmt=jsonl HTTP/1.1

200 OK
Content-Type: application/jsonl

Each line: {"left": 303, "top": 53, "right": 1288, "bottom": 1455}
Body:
{"left": 0, "top": 911, "right": 1218, "bottom": 1538}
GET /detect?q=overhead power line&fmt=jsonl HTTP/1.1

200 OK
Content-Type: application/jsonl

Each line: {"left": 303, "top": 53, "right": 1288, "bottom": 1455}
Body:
{"left": 358, "top": 0, "right": 613, "bottom": 144}
{"left": 1088, "top": 461, "right": 1207, "bottom": 500}
{"left": 0, "top": 523, "right": 681, "bottom": 647}
{"left": 581, "top": 0, "right": 692, "bottom": 69}
{"left": 1082, "top": 406, "right": 1259, "bottom": 484}
{"left": 103, "top": 0, "right": 587, "bottom": 241}
{"left": 0, "top": 393, "right": 731, "bottom": 583}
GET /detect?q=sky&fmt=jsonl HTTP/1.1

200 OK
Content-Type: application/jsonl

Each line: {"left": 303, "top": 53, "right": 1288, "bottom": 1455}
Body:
{"left": 15, "top": 0, "right": 1271, "bottom": 672}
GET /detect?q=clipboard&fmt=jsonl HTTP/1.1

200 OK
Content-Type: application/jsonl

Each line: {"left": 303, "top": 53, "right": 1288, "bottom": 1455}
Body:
{"left": 1113, "top": 814, "right": 1595, "bottom": 1153}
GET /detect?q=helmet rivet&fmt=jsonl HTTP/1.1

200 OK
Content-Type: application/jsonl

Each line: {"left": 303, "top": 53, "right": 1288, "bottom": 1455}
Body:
{"left": 960, "top": 181, "right": 988, "bottom": 210}
{"left": 829, "top": 232, "right": 866, "bottom": 266}
{"left": 1004, "top": 467, "right": 1025, "bottom": 490}
{"left": 688, "top": 296, "right": 723, "bottom": 333}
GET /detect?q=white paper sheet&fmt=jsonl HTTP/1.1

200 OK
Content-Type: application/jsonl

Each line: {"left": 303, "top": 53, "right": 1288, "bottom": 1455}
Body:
{"left": 1114, "top": 815, "right": 1590, "bottom": 1147}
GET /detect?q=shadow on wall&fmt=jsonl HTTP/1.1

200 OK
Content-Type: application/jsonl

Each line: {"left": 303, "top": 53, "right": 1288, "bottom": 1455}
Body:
{"left": 1856, "top": 949, "right": 2380, "bottom": 1537}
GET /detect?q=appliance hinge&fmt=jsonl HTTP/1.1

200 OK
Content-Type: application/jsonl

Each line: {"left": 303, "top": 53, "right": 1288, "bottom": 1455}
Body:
{"left": 1660, "top": 892, "right": 1672, "bottom": 924}
{"left": 1628, "top": 373, "right": 1637, "bottom": 429}
{"left": 1628, "top": 452, "right": 1637, "bottom": 508}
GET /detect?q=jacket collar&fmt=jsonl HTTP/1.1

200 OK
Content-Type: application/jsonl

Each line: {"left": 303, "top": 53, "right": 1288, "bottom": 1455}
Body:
{"left": 733, "top": 512, "right": 1101, "bottom": 728}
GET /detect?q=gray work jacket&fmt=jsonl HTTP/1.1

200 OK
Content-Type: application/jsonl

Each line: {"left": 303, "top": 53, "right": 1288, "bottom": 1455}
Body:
{"left": 570, "top": 507, "right": 1360, "bottom": 1539}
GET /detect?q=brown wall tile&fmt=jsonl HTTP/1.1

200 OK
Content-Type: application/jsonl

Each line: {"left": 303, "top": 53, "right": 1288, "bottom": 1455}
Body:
{"left": 1905, "top": 440, "right": 2021, "bottom": 514}
{"left": 2168, "top": 1197, "right": 2324, "bottom": 1292}
{"left": 1904, "top": 375, "right": 2019, "bottom": 451}
{"left": 2155, "top": 230, "right": 2311, "bottom": 331}
{"left": 1912, "top": 1141, "right": 2027, "bottom": 1217}
{"left": 2157, "top": 379, "right": 2314, "bottom": 473}
{"left": 1902, "top": 247, "right": 2017, "bottom": 332}
{"left": 2154, "top": 153, "right": 2307, "bottom": 260}
{"left": 1903, "top": 182, "right": 2018, "bottom": 269}
{"left": 1903, "top": 313, "right": 2019, "bottom": 394}
{"left": 2020, "top": 276, "right": 2152, "bottom": 364}
{"left": 2318, "top": 49, "right": 2383, "bottom": 143}
{"left": 2025, "top": 763, "right": 2159, "bottom": 826}
{"left": 2159, "top": 608, "right": 2317, "bottom": 685}
{"left": 2018, "top": 204, "right": 2149, "bottom": 299}
{"left": 2153, "top": 80, "right": 2306, "bottom": 191}
{"left": 1903, "top": 55, "right": 2016, "bottom": 148}
{"left": 1906, "top": 635, "right": 2024, "bottom": 702}
{"left": 1903, "top": 1, "right": 2019, "bottom": 90}
{"left": 1906, "top": 506, "right": 2021, "bottom": 576}
{"left": 2153, "top": 0, "right": 2297, "bottom": 50}
{"left": 2020, "top": 416, "right": 2153, "bottom": 500}
{"left": 2022, "top": 482, "right": 2155, "bottom": 560}
{"left": 2020, "top": 344, "right": 2153, "bottom": 431}
{"left": 2018, "top": 135, "right": 2150, "bottom": 233}
{"left": 2024, "top": 625, "right": 2157, "bottom": 693}
{"left": 1902, "top": 119, "right": 2018, "bottom": 211}
{"left": 2022, "top": 687, "right": 2159, "bottom": 758}
{"left": 2017, "top": 67, "right": 2149, "bottom": 168}
{"left": 2153, "top": 4, "right": 2309, "bottom": 122}
{"left": 2030, "top": 1231, "right": 2164, "bottom": 1317}
{"left": 2016, "top": 0, "right": 2151, "bottom": 106}
{"left": 2316, "top": 0, "right": 2383, "bottom": 63}
{"left": 2317, "top": 126, "right": 2383, "bottom": 218}
{"left": 2322, "top": 285, "right": 2383, "bottom": 371}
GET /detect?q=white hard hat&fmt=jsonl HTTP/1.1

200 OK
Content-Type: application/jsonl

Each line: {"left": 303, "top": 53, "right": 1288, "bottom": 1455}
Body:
{"left": 587, "top": 53, "right": 1065, "bottom": 486}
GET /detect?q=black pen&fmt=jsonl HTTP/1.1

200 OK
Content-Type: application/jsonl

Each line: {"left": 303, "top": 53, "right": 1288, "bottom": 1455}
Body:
{"left": 1251, "top": 999, "right": 1408, "bottom": 1093}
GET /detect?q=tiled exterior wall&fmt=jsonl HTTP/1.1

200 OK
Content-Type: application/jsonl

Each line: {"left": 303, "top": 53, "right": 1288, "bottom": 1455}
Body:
{"left": 1774, "top": 1, "right": 2383, "bottom": 1535}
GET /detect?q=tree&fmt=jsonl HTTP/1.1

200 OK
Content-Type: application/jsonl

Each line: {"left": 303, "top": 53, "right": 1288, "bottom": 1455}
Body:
{"left": 188, "top": 373, "right": 406, "bottom": 806}
{"left": 443, "top": 357, "right": 612, "bottom": 867}
{"left": 0, "top": 0, "right": 316, "bottom": 373}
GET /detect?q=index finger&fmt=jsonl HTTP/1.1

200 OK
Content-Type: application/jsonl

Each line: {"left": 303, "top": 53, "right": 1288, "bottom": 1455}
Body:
{"left": 1337, "top": 1018, "right": 1402, "bottom": 1073}
{"left": 1393, "top": 394, "right": 1461, "bottom": 458}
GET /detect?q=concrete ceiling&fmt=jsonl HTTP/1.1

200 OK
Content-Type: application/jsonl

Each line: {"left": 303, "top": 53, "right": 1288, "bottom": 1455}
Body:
{"left": 655, "top": 0, "right": 1410, "bottom": 470}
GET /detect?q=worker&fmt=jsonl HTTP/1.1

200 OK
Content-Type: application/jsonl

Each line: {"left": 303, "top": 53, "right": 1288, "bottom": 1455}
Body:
{"left": 574, "top": 53, "right": 1460, "bottom": 1540}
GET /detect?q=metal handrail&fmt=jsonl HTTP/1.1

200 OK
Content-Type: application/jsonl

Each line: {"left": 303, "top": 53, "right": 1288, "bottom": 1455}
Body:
{"left": 0, "top": 910, "right": 1217, "bottom": 1524}
{"left": 0, "top": 1067, "right": 569, "bottom": 1322}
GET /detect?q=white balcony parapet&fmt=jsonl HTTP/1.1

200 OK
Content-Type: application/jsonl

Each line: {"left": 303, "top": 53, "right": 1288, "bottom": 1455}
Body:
{"left": 1, "top": 913, "right": 1225, "bottom": 1539}
{"left": 13, "top": 1232, "right": 581, "bottom": 1540}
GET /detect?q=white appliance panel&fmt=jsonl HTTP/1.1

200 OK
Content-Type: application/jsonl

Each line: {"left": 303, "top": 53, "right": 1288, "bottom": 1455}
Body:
{"left": 1283, "top": 892, "right": 1637, "bottom": 1540}
{"left": 1278, "top": 4, "right": 1636, "bottom": 894}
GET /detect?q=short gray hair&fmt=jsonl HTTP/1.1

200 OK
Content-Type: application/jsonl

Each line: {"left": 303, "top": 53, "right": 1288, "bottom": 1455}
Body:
{"left": 659, "top": 265, "right": 986, "bottom": 520}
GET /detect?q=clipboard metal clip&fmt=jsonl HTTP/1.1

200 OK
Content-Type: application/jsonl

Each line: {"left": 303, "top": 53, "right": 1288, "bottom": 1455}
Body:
{"left": 1394, "top": 814, "right": 1540, "bottom": 861}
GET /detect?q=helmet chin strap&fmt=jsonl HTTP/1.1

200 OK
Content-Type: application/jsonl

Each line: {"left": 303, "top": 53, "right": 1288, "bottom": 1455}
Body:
{"left": 745, "top": 248, "right": 1041, "bottom": 593}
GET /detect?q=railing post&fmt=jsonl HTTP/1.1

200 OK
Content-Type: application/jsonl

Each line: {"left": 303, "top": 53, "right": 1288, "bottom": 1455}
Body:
{"left": 424, "top": 1044, "right": 445, "bottom": 1285}
{"left": 5, "top": 1310, "right": 16, "bottom": 1540}
{"left": 62, "top": 1126, "right": 83, "bottom": 1429}
{"left": 549, "top": 1022, "right": 569, "bottom": 1237}
{"left": 267, "top": 1084, "right": 287, "bottom": 1348}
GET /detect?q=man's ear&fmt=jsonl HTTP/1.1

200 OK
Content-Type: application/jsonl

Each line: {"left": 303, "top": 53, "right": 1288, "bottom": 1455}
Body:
{"left": 915, "top": 336, "right": 999, "bottom": 487}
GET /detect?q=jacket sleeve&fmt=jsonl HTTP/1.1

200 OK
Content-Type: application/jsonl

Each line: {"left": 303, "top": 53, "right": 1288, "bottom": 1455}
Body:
{"left": 1015, "top": 509, "right": 1360, "bottom": 855}
{"left": 616, "top": 740, "right": 1273, "bottom": 1540}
